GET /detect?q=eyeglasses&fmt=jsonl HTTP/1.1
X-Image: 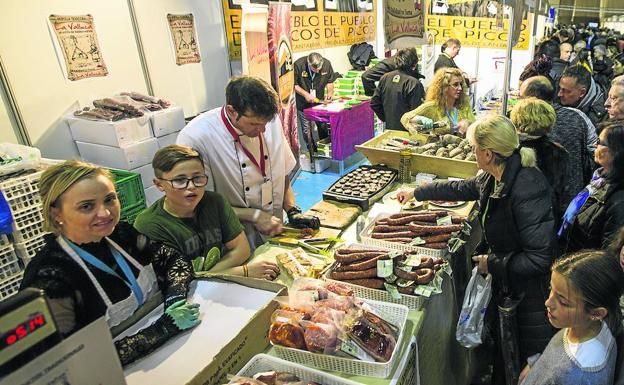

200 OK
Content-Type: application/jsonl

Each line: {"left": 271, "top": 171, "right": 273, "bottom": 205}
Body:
{"left": 159, "top": 175, "right": 208, "bottom": 189}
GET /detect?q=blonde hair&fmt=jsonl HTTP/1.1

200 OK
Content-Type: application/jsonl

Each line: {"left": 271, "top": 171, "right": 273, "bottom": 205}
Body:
{"left": 467, "top": 115, "right": 537, "bottom": 168}
{"left": 426, "top": 68, "right": 470, "bottom": 111}
{"left": 510, "top": 97, "right": 556, "bottom": 136}
{"left": 39, "top": 160, "right": 113, "bottom": 234}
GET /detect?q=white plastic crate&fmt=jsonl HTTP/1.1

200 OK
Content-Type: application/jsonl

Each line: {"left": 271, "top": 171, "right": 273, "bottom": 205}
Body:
{"left": 237, "top": 354, "right": 362, "bottom": 385}
{"left": 0, "top": 159, "right": 61, "bottom": 212}
{"left": 360, "top": 214, "right": 449, "bottom": 258}
{"left": 15, "top": 236, "right": 47, "bottom": 267}
{"left": 325, "top": 244, "right": 426, "bottom": 310}
{"left": 12, "top": 220, "right": 48, "bottom": 243}
{"left": 272, "top": 298, "right": 409, "bottom": 378}
{"left": 0, "top": 234, "right": 9, "bottom": 248}
{"left": 11, "top": 204, "right": 44, "bottom": 231}
{"left": 0, "top": 272, "right": 23, "bottom": 300}
{"left": 0, "top": 244, "right": 18, "bottom": 266}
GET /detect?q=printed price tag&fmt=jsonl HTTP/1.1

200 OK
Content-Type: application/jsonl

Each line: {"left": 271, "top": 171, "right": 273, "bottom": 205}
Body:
{"left": 414, "top": 285, "right": 434, "bottom": 297}
{"left": 377, "top": 259, "right": 394, "bottom": 278}
{"left": 384, "top": 283, "right": 402, "bottom": 300}
{"left": 398, "top": 265, "right": 414, "bottom": 273}
{"left": 410, "top": 237, "right": 426, "bottom": 246}
{"left": 403, "top": 254, "right": 422, "bottom": 267}
{"left": 385, "top": 273, "right": 398, "bottom": 283}
{"left": 388, "top": 250, "right": 403, "bottom": 259}
{"left": 396, "top": 278, "right": 415, "bottom": 288}
{"left": 437, "top": 215, "right": 453, "bottom": 226}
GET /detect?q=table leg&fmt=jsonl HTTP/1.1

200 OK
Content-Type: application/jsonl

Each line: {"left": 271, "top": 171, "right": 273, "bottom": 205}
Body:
{"left": 339, "top": 160, "right": 344, "bottom": 175}
{"left": 308, "top": 120, "right": 316, "bottom": 173}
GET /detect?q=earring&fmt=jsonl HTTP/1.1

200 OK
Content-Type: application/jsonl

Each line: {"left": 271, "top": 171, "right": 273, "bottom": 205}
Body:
{"left": 57, "top": 220, "right": 63, "bottom": 225}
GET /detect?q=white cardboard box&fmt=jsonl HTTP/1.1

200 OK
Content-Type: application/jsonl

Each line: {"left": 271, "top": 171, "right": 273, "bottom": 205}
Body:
{"left": 144, "top": 185, "right": 164, "bottom": 206}
{"left": 156, "top": 131, "right": 179, "bottom": 148}
{"left": 150, "top": 106, "right": 185, "bottom": 137}
{"left": 131, "top": 164, "right": 156, "bottom": 188}
{"left": 67, "top": 114, "right": 153, "bottom": 147}
{"left": 76, "top": 138, "right": 159, "bottom": 170}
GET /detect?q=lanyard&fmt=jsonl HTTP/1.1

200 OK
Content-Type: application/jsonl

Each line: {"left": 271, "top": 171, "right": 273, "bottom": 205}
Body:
{"left": 221, "top": 107, "right": 267, "bottom": 177}
{"left": 307, "top": 63, "right": 316, "bottom": 83}
{"left": 446, "top": 107, "right": 458, "bottom": 133}
{"left": 64, "top": 237, "right": 145, "bottom": 305}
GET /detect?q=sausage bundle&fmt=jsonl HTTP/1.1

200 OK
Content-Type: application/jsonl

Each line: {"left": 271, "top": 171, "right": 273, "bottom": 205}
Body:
{"left": 329, "top": 248, "right": 446, "bottom": 295}
{"left": 369, "top": 211, "right": 465, "bottom": 249}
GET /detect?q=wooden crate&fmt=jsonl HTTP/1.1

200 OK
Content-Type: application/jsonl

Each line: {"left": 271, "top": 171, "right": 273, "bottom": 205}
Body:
{"left": 356, "top": 130, "right": 479, "bottom": 179}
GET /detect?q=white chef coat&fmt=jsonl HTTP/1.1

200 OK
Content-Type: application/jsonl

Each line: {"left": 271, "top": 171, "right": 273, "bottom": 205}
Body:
{"left": 177, "top": 107, "right": 296, "bottom": 249}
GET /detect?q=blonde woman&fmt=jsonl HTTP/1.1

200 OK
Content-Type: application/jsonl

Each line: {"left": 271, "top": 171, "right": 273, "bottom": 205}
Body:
{"left": 398, "top": 115, "right": 557, "bottom": 384}
{"left": 400, "top": 67, "right": 475, "bottom": 136}
{"left": 19, "top": 160, "right": 199, "bottom": 366}
{"left": 511, "top": 97, "right": 570, "bottom": 220}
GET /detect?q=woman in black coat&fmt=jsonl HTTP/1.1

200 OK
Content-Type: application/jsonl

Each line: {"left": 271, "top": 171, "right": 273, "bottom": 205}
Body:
{"left": 559, "top": 119, "right": 624, "bottom": 252}
{"left": 399, "top": 115, "right": 558, "bottom": 384}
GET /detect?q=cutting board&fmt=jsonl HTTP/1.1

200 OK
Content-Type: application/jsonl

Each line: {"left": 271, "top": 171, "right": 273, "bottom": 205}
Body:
{"left": 268, "top": 226, "right": 342, "bottom": 247}
{"left": 304, "top": 200, "right": 361, "bottom": 229}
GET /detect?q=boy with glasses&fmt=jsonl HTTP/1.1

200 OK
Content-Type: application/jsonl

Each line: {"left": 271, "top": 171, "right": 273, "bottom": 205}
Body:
{"left": 134, "top": 145, "right": 280, "bottom": 279}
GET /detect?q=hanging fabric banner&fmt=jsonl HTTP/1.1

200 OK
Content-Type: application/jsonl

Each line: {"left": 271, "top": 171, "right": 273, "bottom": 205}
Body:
{"left": 48, "top": 14, "right": 108, "bottom": 81}
{"left": 268, "top": 1, "right": 299, "bottom": 158}
{"left": 384, "top": 0, "right": 426, "bottom": 49}
{"left": 241, "top": 5, "right": 271, "bottom": 82}
{"left": 167, "top": 14, "right": 201, "bottom": 65}
{"left": 222, "top": 0, "right": 376, "bottom": 60}
{"left": 425, "top": 0, "right": 531, "bottom": 50}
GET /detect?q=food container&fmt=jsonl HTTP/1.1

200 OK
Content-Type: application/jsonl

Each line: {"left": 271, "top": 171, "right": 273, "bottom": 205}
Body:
{"left": 360, "top": 214, "right": 450, "bottom": 258}
{"left": 322, "top": 165, "right": 397, "bottom": 211}
{"left": 237, "top": 354, "right": 361, "bottom": 385}
{"left": 272, "top": 298, "right": 409, "bottom": 378}
{"left": 356, "top": 130, "right": 478, "bottom": 179}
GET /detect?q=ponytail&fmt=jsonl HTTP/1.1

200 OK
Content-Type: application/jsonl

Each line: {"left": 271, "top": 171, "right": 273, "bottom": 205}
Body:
{"left": 518, "top": 147, "right": 537, "bottom": 168}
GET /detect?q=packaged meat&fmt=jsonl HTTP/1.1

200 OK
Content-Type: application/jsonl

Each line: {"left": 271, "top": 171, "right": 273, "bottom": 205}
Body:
{"left": 301, "top": 321, "right": 339, "bottom": 354}
{"left": 347, "top": 314, "right": 397, "bottom": 362}
{"left": 269, "top": 318, "right": 306, "bottom": 350}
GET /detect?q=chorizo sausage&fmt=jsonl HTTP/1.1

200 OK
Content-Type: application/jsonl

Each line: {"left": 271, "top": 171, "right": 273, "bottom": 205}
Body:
{"left": 452, "top": 215, "right": 466, "bottom": 224}
{"left": 393, "top": 267, "right": 435, "bottom": 283}
{"left": 408, "top": 223, "right": 462, "bottom": 235}
{"left": 371, "top": 231, "right": 415, "bottom": 239}
{"left": 398, "top": 255, "right": 434, "bottom": 269}
{"left": 372, "top": 225, "right": 411, "bottom": 233}
{"left": 334, "top": 251, "right": 384, "bottom": 263}
{"left": 422, "top": 233, "right": 452, "bottom": 243}
{"left": 381, "top": 237, "right": 413, "bottom": 243}
{"left": 333, "top": 255, "right": 386, "bottom": 272}
{"left": 340, "top": 278, "right": 386, "bottom": 289}
{"left": 424, "top": 242, "right": 448, "bottom": 249}
{"left": 386, "top": 214, "right": 438, "bottom": 225}
{"left": 330, "top": 268, "right": 378, "bottom": 280}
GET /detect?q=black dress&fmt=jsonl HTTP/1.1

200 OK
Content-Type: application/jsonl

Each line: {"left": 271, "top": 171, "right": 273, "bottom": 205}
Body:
{"left": 20, "top": 221, "right": 194, "bottom": 365}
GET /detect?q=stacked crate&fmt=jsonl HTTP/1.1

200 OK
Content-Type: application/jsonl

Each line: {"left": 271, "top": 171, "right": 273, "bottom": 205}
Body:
{"left": 333, "top": 71, "right": 365, "bottom": 97}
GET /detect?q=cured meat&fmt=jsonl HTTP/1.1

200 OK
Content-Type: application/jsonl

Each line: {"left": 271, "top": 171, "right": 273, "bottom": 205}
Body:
{"left": 302, "top": 322, "right": 338, "bottom": 354}
{"left": 371, "top": 231, "right": 415, "bottom": 239}
{"left": 422, "top": 233, "right": 453, "bottom": 243}
{"left": 121, "top": 91, "right": 171, "bottom": 108}
{"left": 330, "top": 268, "right": 378, "bottom": 280}
{"left": 324, "top": 281, "right": 354, "bottom": 297}
{"left": 372, "top": 225, "right": 411, "bottom": 233}
{"left": 394, "top": 267, "right": 435, "bottom": 283}
{"left": 269, "top": 320, "right": 306, "bottom": 349}
{"left": 407, "top": 223, "right": 462, "bottom": 235}
{"left": 333, "top": 255, "right": 386, "bottom": 272}
{"left": 340, "top": 278, "right": 386, "bottom": 289}
{"left": 335, "top": 251, "right": 385, "bottom": 263}
{"left": 348, "top": 315, "right": 396, "bottom": 362}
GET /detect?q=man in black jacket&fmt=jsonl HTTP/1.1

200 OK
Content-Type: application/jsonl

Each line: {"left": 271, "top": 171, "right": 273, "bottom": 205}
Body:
{"left": 361, "top": 48, "right": 424, "bottom": 96}
{"left": 558, "top": 64, "right": 608, "bottom": 126}
{"left": 370, "top": 48, "right": 425, "bottom": 131}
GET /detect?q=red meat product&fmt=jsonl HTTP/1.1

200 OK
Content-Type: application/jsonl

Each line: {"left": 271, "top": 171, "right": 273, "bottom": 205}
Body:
{"left": 393, "top": 267, "right": 435, "bottom": 283}
{"left": 269, "top": 320, "right": 306, "bottom": 349}
{"left": 371, "top": 231, "right": 415, "bottom": 239}
{"left": 334, "top": 252, "right": 385, "bottom": 263}
{"left": 302, "top": 322, "right": 338, "bottom": 354}
{"left": 348, "top": 316, "right": 396, "bottom": 362}
{"left": 408, "top": 223, "right": 462, "bottom": 235}
{"left": 330, "top": 267, "right": 377, "bottom": 280}
{"left": 324, "top": 281, "right": 354, "bottom": 296}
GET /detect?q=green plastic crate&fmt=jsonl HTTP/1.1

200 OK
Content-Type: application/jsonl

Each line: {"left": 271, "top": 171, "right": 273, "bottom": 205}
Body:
{"left": 110, "top": 169, "right": 146, "bottom": 211}
{"left": 120, "top": 201, "right": 146, "bottom": 225}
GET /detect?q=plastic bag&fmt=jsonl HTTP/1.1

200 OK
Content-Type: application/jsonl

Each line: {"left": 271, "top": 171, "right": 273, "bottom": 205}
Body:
{"left": 0, "top": 143, "right": 41, "bottom": 176}
{"left": 456, "top": 266, "right": 492, "bottom": 348}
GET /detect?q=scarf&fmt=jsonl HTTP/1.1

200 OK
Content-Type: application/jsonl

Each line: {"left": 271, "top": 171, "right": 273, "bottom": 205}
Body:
{"left": 558, "top": 168, "right": 606, "bottom": 236}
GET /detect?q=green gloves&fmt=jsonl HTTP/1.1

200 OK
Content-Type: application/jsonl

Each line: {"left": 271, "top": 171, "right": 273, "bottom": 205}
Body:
{"left": 410, "top": 116, "right": 434, "bottom": 130}
{"left": 165, "top": 300, "right": 201, "bottom": 331}
{"left": 192, "top": 247, "right": 221, "bottom": 273}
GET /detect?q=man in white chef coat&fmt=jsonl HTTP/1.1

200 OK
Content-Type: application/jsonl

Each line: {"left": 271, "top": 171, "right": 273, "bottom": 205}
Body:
{"left": 177, "top": 76, "right": 320, "bottom": 249}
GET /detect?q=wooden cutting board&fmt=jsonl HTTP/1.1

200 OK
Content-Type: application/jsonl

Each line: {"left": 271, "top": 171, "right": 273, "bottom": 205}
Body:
{"left": 268, "top": 226, "right": 342, "bottom": 248}
{"left": 304, "top": 200, "right": 361, "bottom": 229}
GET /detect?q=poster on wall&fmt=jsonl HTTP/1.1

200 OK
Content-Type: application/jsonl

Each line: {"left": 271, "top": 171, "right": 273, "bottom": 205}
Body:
{"left": 222, "top": 0, "right": 376, "bottom": 60}
{"left": 268, "top": 1, "right": 299, "bottom": 157}
{"left": 241, "top": 5, "right": 271, "bottom": 81}
{"left": 425, "top": 0, "right": 531, "bottom": 50}
{"left": 48, "top": 14, "right": 108, "bottom": 81}
{"left": 384, "top": 0, "right": 426, "bottom": 49}
{"left": 167, "top": 14, "right": 201, "bottom": 65}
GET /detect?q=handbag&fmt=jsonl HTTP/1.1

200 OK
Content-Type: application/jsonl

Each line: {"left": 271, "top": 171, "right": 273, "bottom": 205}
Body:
{"left": 456, "top": 266, "right": 492, "bottom": 348}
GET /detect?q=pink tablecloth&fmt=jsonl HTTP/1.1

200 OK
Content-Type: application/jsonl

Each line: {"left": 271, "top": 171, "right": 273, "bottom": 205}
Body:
{"left": 303, "top": 100, "right": 374, "bottom": 161}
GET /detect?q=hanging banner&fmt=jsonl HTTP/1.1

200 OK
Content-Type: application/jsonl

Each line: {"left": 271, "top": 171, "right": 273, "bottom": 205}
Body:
{"left": 223, "top": 0, "right": 376, "bottom": 60}
{"left": 384, "top": 0, "right": 426, "bottom": 49}
{"left": 48, "top": 14, "right": 108, "bottom": 81}
{"left": 241, "top": 5, "right": 271, "bottom": 81}
{"left": 268, "top": 2, "right": 299, "bottom": 157}
{"left": 167, "top": 14, "right": 201, "bottom": 65}
{"left": 425, "top": 0, "right": 531, "bottom": 50}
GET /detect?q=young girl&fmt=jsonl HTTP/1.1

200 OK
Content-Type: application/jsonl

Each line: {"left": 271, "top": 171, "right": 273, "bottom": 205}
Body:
{"left": 520, "top": 251, "right": 624, "bottom": 384}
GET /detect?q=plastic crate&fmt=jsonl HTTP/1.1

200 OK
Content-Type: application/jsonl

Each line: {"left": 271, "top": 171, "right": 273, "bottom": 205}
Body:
{"left": 11, "top": 204, "right": 44, "bottom": 232}
{"left": 0, "top": 159, "right": 61, "bottom": 212}
{"left": 0, "top": 234, "right": 9, "bottom": 248}
{"left": 237, "top": 354, "right": 362, "bottom": 385}
{"left": 0, "top": 272, "right": 23, "bottom": 300}
{"left": 12, "top": 220, "right": 48, "bottom": 243}
{"left": 272, "top": 299, "right": 409, "bottom": 378}
{"left": 360, "top": 214, "right": 449, "bottom": 258}
{"left": 119, "top": 201, "right": 147, "bottom": 224}
{"left": 0, "top": 244, "right": 18, "bottom": 266}
{"left": 110, "top": 169, "right": 146, "bottom": 211}
{"left": 324, "top": 245, "right": 426, "bottom": 310}
{"left": 15, "top": 236, "right": 47, "bottom": 267}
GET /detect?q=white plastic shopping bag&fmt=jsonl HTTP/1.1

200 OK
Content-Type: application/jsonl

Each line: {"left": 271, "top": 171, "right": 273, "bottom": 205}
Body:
{"left": 0, "top": 143, "right": 41, "bottom": 176}
{"left": 456, "top": 266, "right": 492, "bottom": 348}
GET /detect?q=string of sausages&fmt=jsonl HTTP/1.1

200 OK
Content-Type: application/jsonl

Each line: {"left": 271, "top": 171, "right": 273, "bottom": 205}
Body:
{"left": 370, "top": 211, "right": 464, "bottom": 249}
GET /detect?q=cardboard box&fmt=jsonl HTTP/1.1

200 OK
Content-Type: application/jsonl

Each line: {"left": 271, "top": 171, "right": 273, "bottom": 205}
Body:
{"left": 150, "top": 106, "right": 185, "bottom": 137}
{"left": 67, "top": 114, "right": 153, "bottom": 147}
{"left": 132, "top": 164, "right": 156, "bottom": 188}
{"left": 144, "top": 185, "right": 164, "bottom": 206}
{"left": 76, "top": 138, "right": 159, "bottom": 170}
{"left": 156, "top": 131, "right": 180, "bottom": 148}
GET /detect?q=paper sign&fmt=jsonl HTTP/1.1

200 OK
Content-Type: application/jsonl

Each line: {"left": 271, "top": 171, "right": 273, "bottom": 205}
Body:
{"left": 167, "top": 14, "right": 201, "bottom": 65}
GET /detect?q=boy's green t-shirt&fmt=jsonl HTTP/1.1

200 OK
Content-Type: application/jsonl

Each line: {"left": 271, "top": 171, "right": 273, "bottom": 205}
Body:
{"left": 134, "top": 191, "right": 244, "bottom": 261}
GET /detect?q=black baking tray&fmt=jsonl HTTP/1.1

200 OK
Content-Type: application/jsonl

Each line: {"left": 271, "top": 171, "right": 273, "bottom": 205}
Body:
{"left": 322, "top": 164, "right": 398, "bottom": 211}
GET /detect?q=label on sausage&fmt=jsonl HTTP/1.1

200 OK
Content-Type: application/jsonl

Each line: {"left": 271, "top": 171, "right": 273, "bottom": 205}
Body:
{"left": 398, "top": 265, "right": 414, "bottom": 273}
{"left": 414, "top": 285, "right": 434, "bottom": 297}
{"left": 388, "top": 250, "right": 403, "bottom": 259}
{"left": 384, "top": 283, "right": 402, "bottom": 300}
{"left": 410, "top": 237, "right": 426, "bottom": 246}
{"left": 337, "top": 337, "right": 376, "bottom": 362}
{"left": 437, "top": 215, "right": 453, "bottom": 226}
{"left": 402, "top": 255, "right": 422, "bottom": 267}
{"left": 377, "top": 259, "right": 394, "bottom": 278}
{"left": 384, "top": 273, "right": 398, "bottom": 283}
{"left": 396, "top": 278, "right": 415, "bottom": 288}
